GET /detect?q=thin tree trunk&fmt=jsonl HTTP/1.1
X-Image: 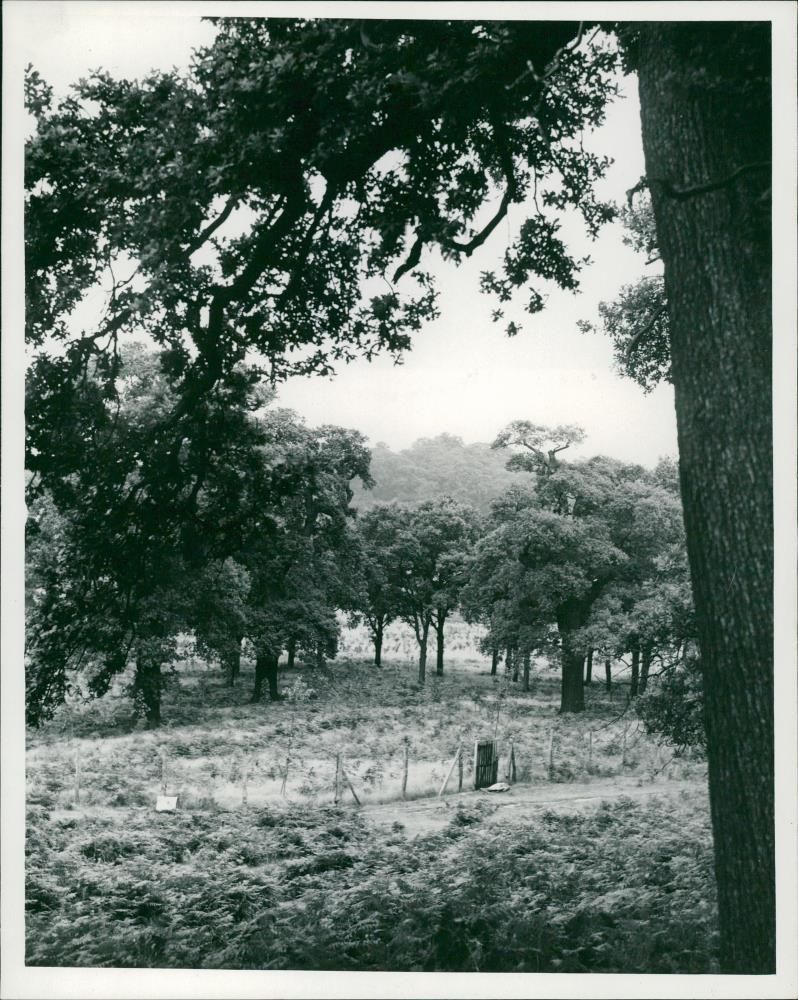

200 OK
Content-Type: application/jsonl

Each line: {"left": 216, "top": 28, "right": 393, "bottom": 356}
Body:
{"left": 511, "top": 646, "right": 519, "bottom": 682}
{"left": 522, "top": 650, "right": 531, "bottom": 692}
{"left": 505, "top": 647, "right": 513, "bottom": 679}
{"left": 637, "top": 22, "right": 773, "bottom": 972}
{"left": 630, "top": 644, "right": 640, "bottom": 699}
{"left": 417, "top": 618, "right": 429, "bottom": 685}
{"left": 585, "top": 648, "right": 593, "bottom": 684}
{"left": 490, "top": 646, "right": 499, "bottom": 676}
{"left": 286, "top": 637, "right": 296, "bottom": 671}
{"left": 605, "top": 658, "right": 612, "bottom": 691}
{"left": 374, "top": 618, "right": 383, "bottom": 667}
{"left": 435, "top": 612, "right": 445, "bottom": 676}
{"left": 639, "top": 645, "right": 652, "bottom": 694}
{"left": 228, "top": 635, "right": 242, "bottom": 686}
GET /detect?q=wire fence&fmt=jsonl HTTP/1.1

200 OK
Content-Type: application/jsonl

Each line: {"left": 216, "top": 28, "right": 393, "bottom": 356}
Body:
{"left": 27, "top": 716, "right": 687, "bottom": 815}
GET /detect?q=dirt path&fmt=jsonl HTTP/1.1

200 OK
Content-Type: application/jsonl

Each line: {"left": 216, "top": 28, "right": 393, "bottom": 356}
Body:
{"left": 363, "top": 775, "right": 708, "bottom": 838}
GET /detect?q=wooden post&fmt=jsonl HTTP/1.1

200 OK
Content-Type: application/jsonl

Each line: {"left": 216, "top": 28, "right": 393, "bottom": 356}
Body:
{"left": 74, "top": 747, "right": 81, "bottom": 805}
{"left": 509, "top": 743, "right": 517, "bottom": 783}
{"left": 341, "top": 764, "right": 361, "bottom": 806}
{"left": 334, "top": 752, "right": 341, "bottom": 804}
{"left": 438, "top": 745, "right": 461, "bottom": 797}
{"left": 588, "top": 730, "right": 593, "bottom": 769}
{"left": 622, "top": 723, "right": 628, "bottom": 767}
{"left": 473, "top": 740, "right": 480, "bottom": 790}
{"left": 548, "top": 730, "right": 555, "bottom": 781}
{"left": 458, "top": 744, "right": 464, "bottom": 792}
{"left": 401, "top": 742, "right": 409, "bottom": 799}
{"left": 241, "top": 752, "right": 249, "bottom": 807}
{"left": 160, "top": 749, "right": 167, "bottom": 795}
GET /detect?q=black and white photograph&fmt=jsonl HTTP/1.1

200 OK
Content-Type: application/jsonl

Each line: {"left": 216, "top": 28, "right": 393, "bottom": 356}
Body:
{"left": 2, "top": 2, "right": 797, "bottom": 998}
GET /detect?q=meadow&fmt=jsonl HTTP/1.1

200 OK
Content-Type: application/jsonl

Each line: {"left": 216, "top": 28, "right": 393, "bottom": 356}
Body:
{"left": 25, "top": 623, "right": 716, "bottom": 972}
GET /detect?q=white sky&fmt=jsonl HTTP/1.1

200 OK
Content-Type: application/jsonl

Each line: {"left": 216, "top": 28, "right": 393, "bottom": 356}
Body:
{"left": 14, "top": 0, "right": 678, "bottom": 466}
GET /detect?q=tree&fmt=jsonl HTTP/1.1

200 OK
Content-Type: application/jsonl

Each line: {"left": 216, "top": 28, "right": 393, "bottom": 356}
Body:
{"left": 351, "top": 505, "right": 407, "bottom": 666}
{"left": 488, "top": 430, "right": 685, "bottom": 712}
{"left": 577, "top": 197, "right": 671, "bottom": 391}
{"left": 388, "top": 497, "right": 477, "bottom": 682}
{"left": 24, "top": 17, "right": 777, "bottom": 971}
{"left": 235, "top": 416, "right": 372, "bottom": 702}
{"left": 621, "top": 22, "right": 774, "bottom": 972}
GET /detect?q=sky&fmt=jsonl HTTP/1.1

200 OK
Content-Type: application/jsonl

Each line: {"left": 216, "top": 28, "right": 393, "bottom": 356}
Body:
{"left": 13, "top": 1, "right": 679, "bottom": 467}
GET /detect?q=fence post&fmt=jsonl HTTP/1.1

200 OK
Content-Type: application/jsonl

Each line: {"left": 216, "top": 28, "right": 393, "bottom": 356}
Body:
{"left": 341, "top": 763, "right": 361, "bottom": 806}
{"left": 74, "top": 747, "right": 81, "bottom": 805}
{"left": 458, "top": 743, "right": 464, "bottom": 792}
{"left": 160, "top": 749, "right": 168, "bottom": 795}
{"left": 622, "top": 723, "right": 628, "bottom": 767}
{"left": 547, "top": 730, "right": 555, "bottom": 781}
{"left": 401, "top": 741, "right": 409, "bottom": 799}
{"left": 509, "top": 742, "right": 517, "bottom": 783}
{"left": 587, "top": 730, "right": 593, "bottom": 770}
{"left": 438, "top": 745, "right": 461, "bottom": 798}
{"left": 334, "top": 752, "right": 341, "bottom": 804}
{"left": 241, "top": 752, "right": 249, "bottom": 807}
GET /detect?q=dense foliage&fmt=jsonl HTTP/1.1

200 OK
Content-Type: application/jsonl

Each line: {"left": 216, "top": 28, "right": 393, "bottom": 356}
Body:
{"left": 26, "top": 792, "right": 716, "bottom": 971}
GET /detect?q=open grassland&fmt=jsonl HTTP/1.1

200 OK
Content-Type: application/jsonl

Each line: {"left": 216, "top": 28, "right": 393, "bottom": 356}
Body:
{"left": 26, "top": 637, "right": 715, "bottom": 971}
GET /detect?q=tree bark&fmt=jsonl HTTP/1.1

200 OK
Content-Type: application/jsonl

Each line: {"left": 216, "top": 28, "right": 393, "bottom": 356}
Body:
{"left": 135, "top": 653, "right": 162, "bottom": 728}
{"left": 556, "top": 596, "right": 593, "bottom": 712}
{"left": 286, "top": 637, "right": 296, "bottom": 671}
{"left": 630, "top": 644, "right": 640, "bottom": 699}
{"left": 511, "top": 646, "right": 519, "bottom": 682}
{"left": 522, "top": 650, "right": 531, "bottom": 692}
{"left": 417, "top": 617, "right": 430, "bottom": 685}
{"left": 636, "top": 23, "right": 774, "bottom": 973}
{"left": 435, "top": 611, "right": 446, "bottom": 676}
{"left": 585, "top": 648, "right": 593, "bottom": 684}
{"left": 374, "top": 618, "right": 383, "bottom": 667}
{"left": 639, "top": 645, "right": 652, "bottom": 695}
{"left": 604, "top": 658, "right": 612, "bottom": 691}
{"left": 227, "top": 635, "right": 242, "bottom": 686}
{"left": 252, "top": 651, "right": 280, "bottom": 702}
{"left": 490, "top": 646, "right": 499, "bottom": 676}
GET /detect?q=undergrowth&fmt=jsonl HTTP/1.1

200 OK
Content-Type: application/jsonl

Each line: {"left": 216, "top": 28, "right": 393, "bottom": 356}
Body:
{"left": 26, "top": 790, "right": 716, "bottom": 971}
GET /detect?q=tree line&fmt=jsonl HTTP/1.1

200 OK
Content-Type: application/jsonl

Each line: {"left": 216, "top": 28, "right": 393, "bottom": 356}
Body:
{"left": 27, "top": 347, "right": 696, "bottom": 745}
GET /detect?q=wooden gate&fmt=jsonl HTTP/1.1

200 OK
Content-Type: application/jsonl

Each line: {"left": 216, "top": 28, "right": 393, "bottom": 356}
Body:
{"left": 473, "top": 739, "right": 499, "bottom": 789}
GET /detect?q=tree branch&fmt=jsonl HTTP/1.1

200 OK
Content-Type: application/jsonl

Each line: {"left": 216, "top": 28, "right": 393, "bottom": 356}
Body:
{"left": 625, "top": 300, "right": 668, "bottom": 356}
{"left": 628, "top": 161, "right": 770, "bottom": 207}
{"left": 184, "top": 194, "right": 239, "bottom": 258}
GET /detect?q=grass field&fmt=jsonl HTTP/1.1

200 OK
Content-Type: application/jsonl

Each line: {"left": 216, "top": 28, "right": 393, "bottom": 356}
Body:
{"left": 25, "top": 628, "right": 716, "bottom": 972}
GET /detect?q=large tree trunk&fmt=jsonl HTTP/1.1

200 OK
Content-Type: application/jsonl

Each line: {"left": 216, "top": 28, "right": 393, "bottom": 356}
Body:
{"left": 556, "top": 597, "right": 593, "bottom": 712}
{"left": 435, "top": 611, "right": 446, "bottom": 676}
{"left": 639, "top": 645, "right": 652, "bottom": 695}
{"left": 637, "top": 23, "right": 774, "bottom": 973}
{"left": 374, "top": 618, "right": 384, "bottom": 667}
{"left": 252, "top": 651, "right": 280, "bottom": 703}
{"left": 134, "top": 654, "right": 162, "bottom": 728}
